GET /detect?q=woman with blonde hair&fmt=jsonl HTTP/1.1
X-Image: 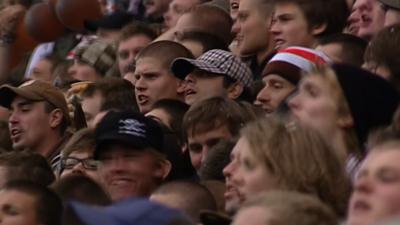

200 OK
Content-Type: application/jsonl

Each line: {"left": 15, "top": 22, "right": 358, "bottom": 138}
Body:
{"left": 231, "top": 116, "right": 350, "bottom": 217}
{"left": 289, "top": 64, "right": 399, "bottom": 166}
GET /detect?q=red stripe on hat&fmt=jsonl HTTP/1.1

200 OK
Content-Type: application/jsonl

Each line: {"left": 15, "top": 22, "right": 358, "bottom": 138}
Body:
{"left": 279, "top": 48, "right": 327, "bottom": 65}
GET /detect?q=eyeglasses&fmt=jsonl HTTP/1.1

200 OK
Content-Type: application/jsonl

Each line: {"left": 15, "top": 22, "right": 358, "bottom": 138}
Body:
{"left": 61, "top": 157, "right": 99, "bottom": 170}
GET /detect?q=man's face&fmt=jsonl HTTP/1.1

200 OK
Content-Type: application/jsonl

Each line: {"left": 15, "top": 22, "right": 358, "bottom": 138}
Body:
{"left": 8, "top": 96, "right": 53, "bottom": 151}
{"left": 118, "top": 35, "right": 153, "bottom": 76}
{"left": 347, "top": 149, "right": 400, "bottom": 225}
{"left": 187, "top": 124, "right": 232, "bottom": 172}
{"left": 30, "top": 59, "right": 53, "bottom": 83}
{"left": 356, "top": 0, "right": 385, "bottom": 40}
{"left": 144, "top": 0, "right": 172, "bottom": 19}
{"left": 68, "top": 59, "right": 101, "bottom": 82}
{"left": 223, "top": 139, "right": 245, "bottom": 215}
{"left": 98, "top": 145, "right": 162, "bottom": 201}
{"left": 184, "top": 71, "right": 227, "bottom": 105}
{"left": 134, "top": 57, "right": 183, "bottom": 113}
{"left": 81, "top": 92, "right": 102, "bottom": 128}
{"left": 234, "top": 0, "right": 271, "bottom": 56}
{"left": 270, "top": 2, "right": 318, "bottom": 50}
{"left": 255, "top": 74, "right": 295, "bottom": 114}
{"left": 163, "top": 0, "right": 198, "bottom": 30}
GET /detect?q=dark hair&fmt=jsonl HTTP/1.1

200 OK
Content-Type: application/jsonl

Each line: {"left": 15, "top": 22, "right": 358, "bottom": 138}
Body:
{"left": 0, "top": 121, "right": 12, "bottom": 151}
{"left": 62, "top": 128, "right": 96, "bottom": 156}
{"left": 177, "top": 31, "right": 229, "bottom": 53}
{"left": 81, "top": 77, "right": 138, "bottom": 112}
{"left": 119, "top": 22, "right": 158, "bottom": 42}
{"left": 152, "top": 181, "right": 217, "bottom": 223}
{"left": 3, "top": 180, "right": 63, "bottom": 225}
{"left": 273, "top": 0, "right": 349, "bottom": 37}
{"left": 151, "top": 99, "right": 190, "bottom": 145}
{"left": 52, "top": 175, "right": 111, "bottom": 206}
{"left": 183, "top": 97, "right": 251, "bottom": 138}
{"left": 222, "top": 75, "right": 254, "bottom": 102}
{"left": 0, "top": 151, "right": 55, "bottom": 186}
{"left": 44, "top": 101, "right": 69, "bottom": 134}
{"left": 364, "top": 24, "right": 400, "bottom": 92}
{"left": 319, "top": 33, "right": 367, "bottom": 66}
{"left": 136, "top": 40, "right": 194, "bottom": 70}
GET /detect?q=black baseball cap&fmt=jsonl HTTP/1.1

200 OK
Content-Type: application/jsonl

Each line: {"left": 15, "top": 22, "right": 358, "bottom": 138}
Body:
{"left": 94, "top": 111, "right": 164, "bottom": 159}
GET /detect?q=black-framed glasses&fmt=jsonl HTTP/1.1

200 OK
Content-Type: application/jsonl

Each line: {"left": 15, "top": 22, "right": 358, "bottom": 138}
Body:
{"left": 61, "top": 157, "right": 99, "bottom": 170}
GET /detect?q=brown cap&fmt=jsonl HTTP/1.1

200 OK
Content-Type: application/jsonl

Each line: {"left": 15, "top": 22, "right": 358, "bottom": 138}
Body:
{"left": 0, "top": 80, "right": 71, "bottom": 124}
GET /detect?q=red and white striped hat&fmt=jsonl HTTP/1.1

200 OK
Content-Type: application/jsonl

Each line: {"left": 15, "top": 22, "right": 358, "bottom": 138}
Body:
{"left": 262, "top": 46, "right": 331, "bottom": 84}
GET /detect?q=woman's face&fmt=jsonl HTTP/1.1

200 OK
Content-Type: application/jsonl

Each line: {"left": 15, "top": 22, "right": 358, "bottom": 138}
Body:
{"left": 0, "top": 190, "right": 39, "bottom": 225}
{"left": 288, "top": 74, "right": 343, "bottom": 137}
{"left": 347, "top": 148, "right": 400, "bottom": 225}
{"left": 232, "top": 137, "right": 279, "bottom": 200}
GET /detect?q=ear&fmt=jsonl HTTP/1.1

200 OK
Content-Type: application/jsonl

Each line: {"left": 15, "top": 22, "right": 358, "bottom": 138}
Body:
{"left": 49, "top": 108, "right": 64, "bottom": 129}
{"left": 227, "top": 82, "right": 244, "bottom": 100}
{"left": 311, "top": 23, "right": 327, "bottom": 36}
{"left": 176, "top": 79, "right": 186, "bottom": 95}
{"left": 337, "top": 113, "right": 354, "bottom": 129}
{"left": 154, "top": 159, "right": 172, "bottom": 180}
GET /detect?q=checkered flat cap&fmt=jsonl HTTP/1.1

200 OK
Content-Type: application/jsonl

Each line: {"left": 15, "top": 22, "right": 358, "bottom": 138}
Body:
{"left": 171, "top": 49, "right": 253, "bottom": 88}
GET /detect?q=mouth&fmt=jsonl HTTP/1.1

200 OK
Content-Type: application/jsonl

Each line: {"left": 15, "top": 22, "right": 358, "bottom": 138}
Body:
{"left": 109, "top": 178, "right": 135, "bottom": 187}
{"left": 274, "top": 39, "right": 286, "bottom": 49}
{"left": 351, "top": 199, "right": 371, "bottom": 215}
{"left": 185, "top": 88, "right": 197, "bottom": 97}
{"left": 136, "top": 94, "right": 149, "bottom": 106}
{"left": 10, "top": 128, "right": 22, "bottom": 141}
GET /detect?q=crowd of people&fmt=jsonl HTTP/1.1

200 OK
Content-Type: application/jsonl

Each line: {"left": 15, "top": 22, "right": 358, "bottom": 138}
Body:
{"left": 0, "top": 0, "right": 399, "bottom": 224}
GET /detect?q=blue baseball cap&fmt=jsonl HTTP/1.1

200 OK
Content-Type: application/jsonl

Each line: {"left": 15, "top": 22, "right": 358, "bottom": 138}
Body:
{"left": 67, "top": 198, "right": 193, "bottom": 225}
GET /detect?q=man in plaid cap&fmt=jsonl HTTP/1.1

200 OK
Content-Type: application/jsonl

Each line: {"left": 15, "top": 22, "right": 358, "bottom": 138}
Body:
{"left": 0, "top": 80, "right": 71, "bottom": 171}
{"left": 171, "top": 49, "right": 253, "bottom": 105}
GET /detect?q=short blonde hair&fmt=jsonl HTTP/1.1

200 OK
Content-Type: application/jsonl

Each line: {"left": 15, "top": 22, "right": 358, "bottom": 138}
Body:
{"left": 241, "top": 116, "right": 351, "bottom": 216}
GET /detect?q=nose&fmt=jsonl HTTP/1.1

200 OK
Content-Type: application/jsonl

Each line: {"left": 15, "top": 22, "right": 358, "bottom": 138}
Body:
{"left": 223, "top": 160, "right": 236, "bottom": 178}
{"left": 270, "top": 20, "right": 281, "bottom": 35}
{"left": 71, "top": 163, "right": 86, "bottom": 175}
{"left": 287, "top": 92, "right": 300, "bottom": 111}
{"left": 354, "top": 175, "right": 373, "bottom": 194}
{"left": 231, "top": 19, "right": 241, "bottom": 36}
{"left": 200, "top": 146, "right": 209, "bottom": 166}
{"left": 256, "top": 86, "right": 270, "bottom": 103}
{"left": 135, "top": 76, "right": 146, "bottom": 91}
{"left": 8, "top": 111, "right": 19, "bottom": 125}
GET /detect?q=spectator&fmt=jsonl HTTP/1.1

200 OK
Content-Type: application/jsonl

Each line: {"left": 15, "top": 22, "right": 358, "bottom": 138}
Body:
{"left": 0, "top": 180, "right": 63, "bottom": 225}
{"left": 150, "top": 181, "right": 217, "bottom": 223}
{"left": 352, "top": 0, "right": 385, "bottom": 40}
{"left": 134, "top": 41, "right": 193, "bottom": 113}
{"left": 176, "top": 31, "right": 229, "bottom": 58}
{"left": 363, "top": 24, "right": 400, "bottom": 92}
{"left": 288, "top": 64, "right": 399, "bottom": 164}
{"left": 232, "top": 191, "right": 337, "bottom": 225}
{"left": 347, "top": 134, "right": 400, "bottom": 225}
{"left": 29, "top": 54, "right": 62, "bottom": 83}
{"left": 163, "top": 0, "right": 204, "bottom": 30}
{"left": 95, "top": 111, "right": 171, "bottom": 201}
{"left": 316, "top": 33, "right": 367, "bottom": 66}
{"left": 232, "top": 0, "right": 274, "bottom": 78}
{"left": 270, "top": 0, "right": 349, "bottom": 49}
{"left": 0, "top": 80, "right": 71, "bottom": 170}
{"left": 80, "top": 77, "right": 137, "bottom": 128}
{"left": 183, "top": 97, "right": 251, "bottom": 173}
{"left": 117, "top": 23, "right": 157, "bottom": 77}
{"left": 0, "top": 151, "right": 55, "bottom": 187}
{"left": 171, "top": 49, "right": 253, "bottom": 105}
{"left": 68, "top": 41, "right": 118, "bottom": 82}
{"left": 231, "top": 116, "right": 350, "bottom": 216}
{"left": 255, "top": 46, "right": 329, "bottom": 114}
{"left": 60, "top": 128, "right": 100, "bottom": 183}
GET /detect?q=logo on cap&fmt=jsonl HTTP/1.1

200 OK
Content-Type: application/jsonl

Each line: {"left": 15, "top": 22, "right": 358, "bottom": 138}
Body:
{"left": 118, "top": 119, "right": 146, "bottom": 137}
